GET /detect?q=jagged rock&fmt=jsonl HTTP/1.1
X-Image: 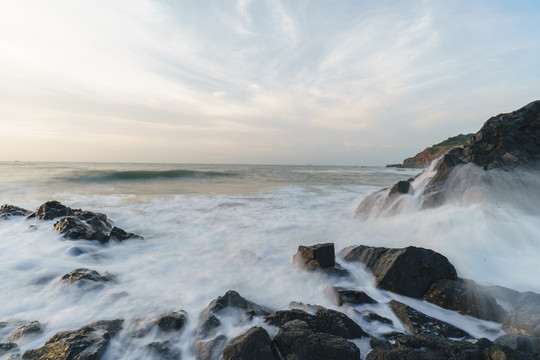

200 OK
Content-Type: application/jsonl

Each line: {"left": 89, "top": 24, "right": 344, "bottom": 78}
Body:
{"left": 423, "top": 278, "right": 507, "bottom": 322}
{"left": 265, "top": 307, "right": 368, "bottom": 339}
{"left": 495, "top": 334, "right": 539, "bottom": 357}
{"left": 22, "top": 319, "right": 123, "bottom": 360}
{"left": 340, "top": 245, "right": 457, "bottom": 298}
{"left": 389, "top": 181, "right": 414, "bottom": 195}
{"left": 222, "top": 327, "right": 277, "bottom": 360}
{"left": 60, "top": 268, "right": 116, "bottom": 286}
{"left": 0, "top": 205, "right": 31, "bottom": 220}
{"left": 476, "top": 337, "right": 535, "bottom": 360}
{"left": 54, "top": 217, "right": 103, "bottom": 241}
{"left": 8, "top": 321, "right": 44, "bottom": 342}
{"left": 155, "top": 311, "right": 187, "bottom": 332}
{"left": 194, "top": 335, "right": 228, "bottom": 360}
{"left": 389, "top": 300, "right": 471, "bottom": 339}
{"left": 28, "top": 201, "right": 73, "bottom": 220}
{"left": 147, "top": 341, "right": 181, "bottom": 360}
{"left": 293, "top": 243, "right": 335, "bottom": 270}
{"left": 359, "top": 311, "right": 393, "bottom": 325}
{"left": 274, "top": 319, "right": 360, "bottom": 360}
{"left": 0, "top": 343, "right": 19, "bottom": 356}
{"left": 324, "top": 286, "right": 377, "bottom": 306}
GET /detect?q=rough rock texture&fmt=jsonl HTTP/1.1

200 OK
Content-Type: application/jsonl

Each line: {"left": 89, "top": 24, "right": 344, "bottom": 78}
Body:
{"left": 340, "top": 245, "right": 457, "bottom": 298}
{"left": 8, "top": 321, "right": 44, "bottom": 342}
{"left": 389, "top": 300, "right": 471, "bottom": 339}
{"left": 274, "top": 320, "right": 360, "bottom": 360}
{"left": 324, "top": 286, "right": 377, "bottom": 306}
{"left": 423, "top": 278, "right": 507, "bottom": 322}
{"left": 155, "top": 311, "right": 187, "bottom": 333}
{"left": 502, "top": 291, "right": 540, "bottom": 338}
{"left": 389, "top": 181, "right": 414, "bottom": 195}
{"left": 147, "top": 341, "right": 181, "bottom": 360}
{"left": 0, "top": 204, "right": 31, "bottom": 220}
{"left": 26, "top": 201, "right": 142, "bottom": 243}
{"left": 265, "top": 307, "right": 368, "bottom": 339}
{"left": 359, "top": 311, "right": 393, "bottom": 325}
{"left": 293, "top": 243, "right": 336, "bottom": 270}
{"left": 222, "top": 327, "right": 277, "bottom": 360}
{"left": 495, "top": 334, "right": 540, "bottom": 357}
{"left": 194, "top": 335, "right": 228, "bottom": 360}
{"left": 60, "top": 268, "right": 116, "bottom": 286}
{"left": 22, "top": 319, "right": 123, "bottom": 360}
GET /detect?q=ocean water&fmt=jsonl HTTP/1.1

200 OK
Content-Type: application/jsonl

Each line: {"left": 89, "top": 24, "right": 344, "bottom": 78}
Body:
{"left": 0, "top": 161, "right": 539, "bottom": 359}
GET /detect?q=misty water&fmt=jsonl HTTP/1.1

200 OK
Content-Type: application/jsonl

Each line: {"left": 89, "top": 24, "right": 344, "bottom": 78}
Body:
{"left": 0, "top": 161, "right": 539, "bottom": 359}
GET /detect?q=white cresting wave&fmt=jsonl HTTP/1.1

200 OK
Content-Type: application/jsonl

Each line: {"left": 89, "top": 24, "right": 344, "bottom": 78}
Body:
{"left": 0, "top": 162, "right": 538, "bottom": 359}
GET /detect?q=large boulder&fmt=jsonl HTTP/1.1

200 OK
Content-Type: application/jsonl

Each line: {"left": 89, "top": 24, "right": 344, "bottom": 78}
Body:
{"left": 222, "top": 327, "right": 277, "bottom": 360}
{"left": 22, "top": 319, "right": 123, "bottom": 360}
{"left": 274, "top": 319, "right": 360, "bottom": 360}
{"left": 147, "top": 340, "right": 181, "bottom": 360}
{"left": 155, "top": 311, "right": 187, "bottom": 333}
{"left": 28, "top": 201, "right": 73, "bottom": 220}
{"left": 340, "top": 245, "right": 457, "bottom": 298}
{"left": 423, "top": 278, "right": 507, "bottom": 322}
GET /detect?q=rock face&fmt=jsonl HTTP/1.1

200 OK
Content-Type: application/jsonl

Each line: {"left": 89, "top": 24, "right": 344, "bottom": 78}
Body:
{"left": 389, "top": 300, "right": 471, "bottom": 339}
{"left": 324, "top": 286, "right": 377, "bottom": 306}
{"left": 155, "top": 311, "right": 187, "bottom": 333}
{"left": 147, "top": 340, "right": 181, "bottom": 360}
{"left": 389, "top": 181, "right": 414, "bottom": 195}
{"left": 60, "top": 268, "right": 116, "bottom": 286}
{"left": 274, "top": 320, "right": 360, "bottom": 360}
{"left": 340, "top": 245, "right": 457, "bottom": 298}
{"left": 222, "top": 327, "right": 277, "bottom": 360}
{"left": 0, "top": 204, "right": 31, "bottom": 220}
{"left": 8, "top": 321, "right": 44, "bottom": 342}
{"left": 293, "top": 243, "right": 335, "bottom": 270}
{"left": 502, "top": 291, "right": 540, "bottom": 338}
{"left": 423, "top": 278, "right": 507, "bottom": 322}
{"left": 26, "top": 201, "right": 142, "bottom": 243}
{"left": 22, "top": 319, "right": 123, "bottom": 360}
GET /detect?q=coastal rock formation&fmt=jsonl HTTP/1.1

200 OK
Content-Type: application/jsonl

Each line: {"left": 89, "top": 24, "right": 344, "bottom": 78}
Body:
{"left": 0, "top": 205, "right": 31, "bottom": 220}
{"left": 293, "top": 243, "right": 349, "bottom": 276}
{"left": 22, "top": 319, "right": 123, "bottom": 360}
{"left": 222, "top": 327, "right": 277, "bottom": 360}
{"left": 8, "top": 321, "right": 44, "bottom": 342}
{"left": 324, "top": 286, "right": 377, "bottom": 306}
{"left": 60, "top": 268, "right": 116, "bottom": 286}
{"left": 340, "top": 245, "right": 457, "bottom": 298}
{"left": 274, "top": 319, "right": 360, "bottom": 360}
{"left": 0, "top": 342, "right": 18, "bottom": 357}
{"left": 147, "top": 340, "right": 182, "bottom": 360}
{"left": 155, "top": 311, "right": 188, "bottom": 333}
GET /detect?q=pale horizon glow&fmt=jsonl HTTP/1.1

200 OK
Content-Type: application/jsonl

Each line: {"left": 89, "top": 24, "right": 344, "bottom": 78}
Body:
{"left": 1, "top": 0, "right": 539, "bottom": 165}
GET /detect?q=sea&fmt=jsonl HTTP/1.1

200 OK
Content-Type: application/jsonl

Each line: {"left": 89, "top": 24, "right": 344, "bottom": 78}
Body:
{"left": 0, "top": 161, "right": 539, "bottom": 359}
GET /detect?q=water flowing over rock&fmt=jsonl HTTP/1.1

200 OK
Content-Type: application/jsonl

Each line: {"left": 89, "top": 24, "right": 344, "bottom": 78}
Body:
{"left": 324, "top": 286, "right": 377, "bottom": 306}
{"left": 8, "top": 321, "right": 44, "bottom": 342}
{"left": 222, "top": 327, "right": 278, "bottom": 360}
{"left": 274, "top": 319, "right": 361, "bottom": 360}
{"left": 0, "top": 205, "right": 31, "bottom": 220}
{"left": 0, "top": 343, "right": 18, "bottom": 357}
{"left": 60, "top": 268, "right": 116, "bottom": 286}
{"left": 22, "top": 319, "right": 123, "bottom": 360}
{"left": 155, "top": 311, "right": 187, "bottom": 333}
{"left": 340, "top": 245, "right": 457, "bottom": 298}
{"left": 147, "top": 340, "right": 182, "bottom": 360}
{"left": 293, "top": 243, "right": 350, "bottom": 277}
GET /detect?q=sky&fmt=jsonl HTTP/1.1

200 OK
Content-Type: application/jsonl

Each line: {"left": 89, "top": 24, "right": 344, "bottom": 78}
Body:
{"left": 1, "top": 0, "right": 539, "bottom": 165}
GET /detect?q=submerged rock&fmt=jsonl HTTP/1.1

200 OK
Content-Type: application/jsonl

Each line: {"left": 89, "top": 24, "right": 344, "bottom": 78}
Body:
{"left": 8, "top": 321, "right": 44, "bottom": 342}
{"left": 340, "top": 245, "right": 457, "bottom": 298}
{"left": 222, "top": 327, "right": 277, "bottom": 360}
{"left": 389, "top": 300, "right": 471, "bottom": 339}
{"left": 0, "top": 205, "right": 31, "bottom": 220}
{"left": 324, "top": 286, "right": 377, "bottom": 306}
{"left": 274, "top": 319, "right": 361, "bottom": 360}
{"left": 155, "top": 311, "right": 188, "bottom": 333}
{"left": 60, "top": 268, "right": 116, "bottom": 286}
{"left": 0, "top": 342, "right": 19, "bottom": 357}
{"left": 147, "top": 341, "right": 182, "bottom": 360}
{"left": 22, "top": 319, "right": 123, "bottom": 360}
{"left": 194, "top": 335, "right": 228, "bottom": 360}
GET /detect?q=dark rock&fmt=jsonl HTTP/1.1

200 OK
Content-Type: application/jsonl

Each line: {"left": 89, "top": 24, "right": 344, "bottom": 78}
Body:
{"left": 502, "top": 291, "right": 540, "bottom": 338}
{"left": 389, "top": 181, "right": 414, "bottom": 195}
{"left": 54, "top": 217, "right": 100, "bottom": 241}
{"left": 293, "top": 243, "right": 336, "bottom": 270}
{"left": 28, "top": 201, "right": 73, "bottom": 220}
{"left": 0, "top": 205, "right": 31, "bottom": 220}
{"left": 423, "top": 278, "right": 507, "bottom": 322}
{"left": 274, "top": 319, "right": 360, "bottom": 360}
{"left": 22, "top": 319, "right": 123, "bottom": 360}
{"left": 60, "top": 268, "right": 116, "bottom": 286}
{"left": 108, "top": 226, "right": 142, "bottom": 241}
{"left": 324, "top": 286, "right": 377, "bottom": 306}
{"left": 494, "top": 334, "right": 539, "bottom": 357}
{"left": 476, "top": 337, "right": 536, "bottom": 360}
{"left": 265, "top": 307, "right": 368, "bottom": 339}
{"left": 222, "top": 327, "right": 277, "bottom": 360}
{"left": 340, "top": 245, "right": 457, "bottom": 298}
{"left": 8, "top": 321, "right": 44, "bottom": 342}
{"left": 0, "top": 343, "right": 19, "bottom": 356}
{"left": 194, "top": 335, "right": 228, "bottom": 360}
{"left": 389, "top": 300, "right": 471, "bottom": 338}
{"left": 426, "top": 148, "right": 464, "bottom": 187}
{"left": 147, "top": 341, "right": 181, "bottom": 360}
{"left": 359, "top": 311, "right": 393, "bottom": 325}
{"left": 155, "top": 311, "right": 187, "bottom": 332}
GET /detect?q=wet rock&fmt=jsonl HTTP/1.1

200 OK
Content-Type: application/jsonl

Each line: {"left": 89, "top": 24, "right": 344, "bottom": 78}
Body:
{"left": 0, "top": 205, "right": 31, "bottom": 220}
{"left": 340, "top": 245, "right": 457, "bottom": 298}
{"left": 389, "top": 300, "right": 471, "bottom": 339}
{"left": 359, "top": 311, "right": 393, "bottom": 325}
{"left": 274, "top": 319, "right": 360, "bottom": 360}
{"left": 108, "top": 226, "right": 142, "bottom": 241}
{"left": 423, "top": 278, "right": 507, "bottom": 322}
{"left": 222, "top": 327, "right": 277, "bottom": 360}
{"left": 265, "top": 306, "right": 368, "bottom": 339}
{"left": 147, "top": 341, "right": 181, "bottom": 360}
{"left": 54, "top": 217, "right": 100, "bottom": 241}
{"left": 476, "top": 337, "right": 535, "bottom": 360}
{"left": 293, "top": 243, "right": 336, "bottom": 270}
{"left": 28, "top": 201, "right": 73, "bottom": 220}
{"left": 502, "top": 291, "right": 540, "bottom": 338}
{"left": 60, "top": 268, "right": 116, "bottom": 286}
{"left": 389, "top": 181, "right": 414, "bottom": 195}
{"left": 494, "top": 334, "right": 540, "bottom": 357}
{"left": 324, "top": 286, "right": 377, "bottom": 306}
{"left": 22, "top": 319, "right": 123, "bottom": 360}
{"left": 0, "top": 343, "right": 18, "bottom": 357}
{"left": 155, "top": 311, "right": 187, "bottom": 332}
{"left": 8, "top": 321, "right": 44, "bottom": 342}
{"left": 194, "top": 335, "right": 227, "bottom": 360}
